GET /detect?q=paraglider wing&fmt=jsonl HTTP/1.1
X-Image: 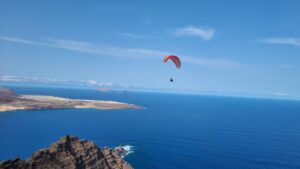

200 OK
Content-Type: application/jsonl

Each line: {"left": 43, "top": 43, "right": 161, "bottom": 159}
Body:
{"left": 163, "top": 55, "right": 181, "bottom": 69}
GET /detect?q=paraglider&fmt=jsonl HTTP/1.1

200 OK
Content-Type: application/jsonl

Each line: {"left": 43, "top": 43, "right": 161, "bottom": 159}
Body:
{"left": 163, "top": 55, "right": 181, "bottom": 82}
{"left": 163, "top": 55, "right": 181, "bottom": 69}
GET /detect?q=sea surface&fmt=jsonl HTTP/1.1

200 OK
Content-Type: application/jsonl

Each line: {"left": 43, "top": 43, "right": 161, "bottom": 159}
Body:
{"left": 1, "top": 86, "right": 300, "bottom": 169}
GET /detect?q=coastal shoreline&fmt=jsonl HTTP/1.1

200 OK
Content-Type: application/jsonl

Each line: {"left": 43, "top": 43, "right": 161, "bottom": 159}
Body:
{"left": 0, "top": 94, "right": 140, "bottom": 112}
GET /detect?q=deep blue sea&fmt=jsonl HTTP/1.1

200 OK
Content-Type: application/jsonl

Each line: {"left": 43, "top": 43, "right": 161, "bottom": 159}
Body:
{"left": 1, "top": 86, "right": 300, "bottom": 169}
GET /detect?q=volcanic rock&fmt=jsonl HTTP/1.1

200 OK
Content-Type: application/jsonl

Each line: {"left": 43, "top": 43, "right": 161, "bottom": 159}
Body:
{"left": 0, "top": 135, "right": 133, "bottom": 169}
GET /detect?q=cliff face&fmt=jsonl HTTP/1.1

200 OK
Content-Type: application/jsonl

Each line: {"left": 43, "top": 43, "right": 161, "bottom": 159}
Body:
{"left": 0, "top": 135, "right": 133, "bottom": 169}
{"left": 0, "top": 87, "right": 17, "bottom": 103}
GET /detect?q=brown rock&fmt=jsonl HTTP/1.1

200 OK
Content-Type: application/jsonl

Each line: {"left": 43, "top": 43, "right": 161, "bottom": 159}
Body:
{"left": 0, "top": 135, "right": 133, "bottom": 169}
{"left": 0, "top": 87, "right": 17, "bottom": 103}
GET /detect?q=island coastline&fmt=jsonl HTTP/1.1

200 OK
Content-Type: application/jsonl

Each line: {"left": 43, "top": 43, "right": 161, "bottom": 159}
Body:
{"left": 0, "top": 87, "right": 140, "bottom": 112}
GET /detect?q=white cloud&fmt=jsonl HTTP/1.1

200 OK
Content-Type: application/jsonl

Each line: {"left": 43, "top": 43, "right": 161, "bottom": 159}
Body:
{"left": 0, "top": 75, "right": 115, "bottom": 87}
{"left": 170, "top": 26, "right": 214, "bottom": 40}
{"left": 0, "top": 75, "right": 58, "bottom": 83}
{"left": 273, "top": 92, "right": 288, "bottom": 96}
{"left": 0, "top": 36, "right": 242, "bottom": 69}
{"left": 87, "top": 80, "right": 98, "bottom": 85}
{"left": 261, "top": 38, "right": 300, "bottom": 47}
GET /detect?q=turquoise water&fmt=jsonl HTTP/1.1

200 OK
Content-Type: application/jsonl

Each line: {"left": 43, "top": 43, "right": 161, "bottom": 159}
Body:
{"left": 1, "top": 86, "right": 300, "bottom": 169}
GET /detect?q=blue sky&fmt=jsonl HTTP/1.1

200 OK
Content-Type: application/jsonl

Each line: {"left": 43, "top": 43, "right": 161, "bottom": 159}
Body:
{"left": 0, "top": 0, "right": 300, "bottom": 98}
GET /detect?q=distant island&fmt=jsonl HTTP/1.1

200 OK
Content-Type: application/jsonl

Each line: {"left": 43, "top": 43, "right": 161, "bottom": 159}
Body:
{"left": 0, "top": 135, "right": 133, "bottom": 169}
{"left": 0, "top": 87, "right": 140, "bottom": 112}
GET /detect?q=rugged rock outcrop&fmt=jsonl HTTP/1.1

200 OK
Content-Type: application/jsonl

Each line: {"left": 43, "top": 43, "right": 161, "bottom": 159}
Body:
{"left": 0, "top": 135, "right": 133, "bottom": 169}
{"left": 0, "top": 87, "right": 17, "bottom": 103}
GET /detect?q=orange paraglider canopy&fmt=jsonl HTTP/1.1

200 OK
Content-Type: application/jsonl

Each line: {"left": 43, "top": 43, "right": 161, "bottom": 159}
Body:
{"left": 163, "top": 55, "right": 181, "bottom": 69}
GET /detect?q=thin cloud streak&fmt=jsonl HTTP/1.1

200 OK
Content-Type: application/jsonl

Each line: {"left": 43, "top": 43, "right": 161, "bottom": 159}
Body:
{"left": 0, "top": 36, "right": 242, "bottom": 69}
{"left": 183, "top": 56, "right": 243, "bottom": 69}
{"left": 0, "top": 37, "right": 48, "bottom": 46}
{"left": 47, "top": 38, "right": 169, "bottom": 59}
{"left": 262, "top": 38, "right": 300, "bottom": 47}
{"left": 115, "top": 32, "right": 158, "bottom": 39}
{"left": 170, "top": 26, "right": 214, "bottom": 40}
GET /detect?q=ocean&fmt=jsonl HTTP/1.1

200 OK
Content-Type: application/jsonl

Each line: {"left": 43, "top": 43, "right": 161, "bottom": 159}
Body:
{"left": 1, "top": 86, "right": 300, "bottom": 169}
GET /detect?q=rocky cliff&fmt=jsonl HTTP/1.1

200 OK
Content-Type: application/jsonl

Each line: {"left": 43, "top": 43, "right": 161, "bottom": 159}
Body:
{"left": 0, "top": 87, "right": 17, "bottom": 103}
{"left": 0, "top": 135, "right": 133, "bottom": 169}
